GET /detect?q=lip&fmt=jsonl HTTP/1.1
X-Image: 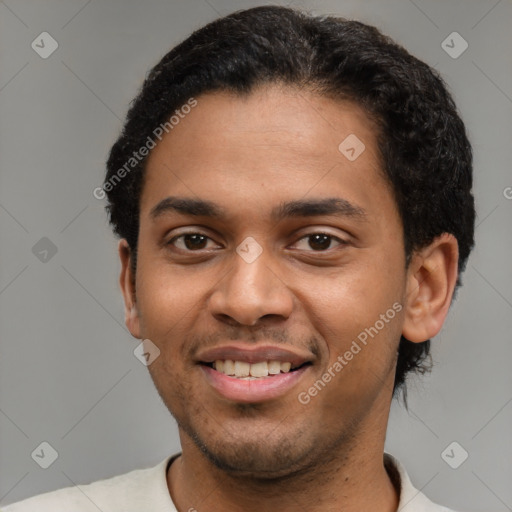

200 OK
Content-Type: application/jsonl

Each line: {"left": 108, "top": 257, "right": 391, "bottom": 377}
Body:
{"left": 196, "top": 343, "right": 314, "bottom": 366}
{"left": 200, "top": 364, "right": 311, "bottom": 403}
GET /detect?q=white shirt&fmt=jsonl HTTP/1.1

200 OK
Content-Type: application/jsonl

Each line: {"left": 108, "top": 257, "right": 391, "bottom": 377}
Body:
{"left": 1, "top": 452, "right": 457, "bottom": 511}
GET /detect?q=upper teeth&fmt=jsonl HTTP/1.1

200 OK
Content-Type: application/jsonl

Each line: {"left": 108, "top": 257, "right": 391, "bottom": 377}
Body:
{"left": 214, "top": 360, "right": 293, "bottom": 378}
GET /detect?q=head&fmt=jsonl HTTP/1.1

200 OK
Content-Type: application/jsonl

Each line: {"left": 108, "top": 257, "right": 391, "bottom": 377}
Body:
{"left": 104, "top": 6, "right": 474, "bottom": 476}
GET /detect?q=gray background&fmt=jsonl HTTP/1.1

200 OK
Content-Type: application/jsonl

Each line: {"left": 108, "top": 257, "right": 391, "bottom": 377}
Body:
{"left": 0, "top": 0, "right": 511, "bottom": 510}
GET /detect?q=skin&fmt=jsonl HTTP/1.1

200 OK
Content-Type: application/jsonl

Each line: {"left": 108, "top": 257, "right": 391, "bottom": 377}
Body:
{"left": 119, "top": 83, "right": 458, "bottom": 512}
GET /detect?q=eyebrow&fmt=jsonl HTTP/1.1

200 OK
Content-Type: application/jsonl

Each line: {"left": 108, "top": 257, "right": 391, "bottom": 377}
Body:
{"left": 149, "top": 196, "right": 367, "bottom": 222}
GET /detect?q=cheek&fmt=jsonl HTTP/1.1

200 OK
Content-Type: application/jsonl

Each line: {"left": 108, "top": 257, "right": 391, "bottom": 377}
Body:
{"left": 136, "top": 255, "right": 206, "bottom": 335}
{"left": 146, "top": 353, "right": 200, "bottom": 422}
{"left": 310, "top": 259, "right": 403, "bottom": 333}
{"left": 299, "top": 262, "right": 404, "bottom": 394}
{"left": 309, "top": 277, "right": 402, "bottom": 411}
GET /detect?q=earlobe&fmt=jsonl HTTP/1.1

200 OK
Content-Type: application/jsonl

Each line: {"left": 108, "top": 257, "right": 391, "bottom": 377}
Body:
{"left": 402, "top": 233, "right": 459, "bottom": 343}
{"left": 118, "top": 239, "right": 141, "bottom": 339}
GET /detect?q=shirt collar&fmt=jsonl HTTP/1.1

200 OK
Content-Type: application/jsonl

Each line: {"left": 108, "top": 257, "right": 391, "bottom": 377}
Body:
{"left": 157, "top": 452, "right": 451, "bottom": 512}
{"left": 384, "top": 452, "right": 453, "bottom": 511}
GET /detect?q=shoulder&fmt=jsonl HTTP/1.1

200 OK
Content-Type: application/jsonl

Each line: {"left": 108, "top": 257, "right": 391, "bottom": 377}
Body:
{"left": 1, "top": 455, "right": 177, "bottom": 512}
{"left": 384, "top": 452, "right": 460, "bottom": 512}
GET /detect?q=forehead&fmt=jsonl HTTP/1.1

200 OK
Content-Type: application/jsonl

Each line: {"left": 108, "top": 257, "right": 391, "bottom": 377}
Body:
{"left": 149, "top": 84, "right": 379, "bottom": 163}
{"left": 140, "top": 84, "right": 392, "bottom": 223}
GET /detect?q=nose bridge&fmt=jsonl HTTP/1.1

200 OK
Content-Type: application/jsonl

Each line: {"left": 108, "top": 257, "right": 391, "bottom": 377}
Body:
{"left": 229, "top": 238, "right": 277, "bottom": 301}
{"left": 236, "top": 247, "right": 270, "bottom": 290}
{"left": 209, "top": 236, "right": 293, "bottom": 325}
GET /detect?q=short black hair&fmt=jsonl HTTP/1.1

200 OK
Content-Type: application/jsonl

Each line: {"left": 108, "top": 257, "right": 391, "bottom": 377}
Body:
{"left": 104, "top": 5, "right": 475, "bottom": 402}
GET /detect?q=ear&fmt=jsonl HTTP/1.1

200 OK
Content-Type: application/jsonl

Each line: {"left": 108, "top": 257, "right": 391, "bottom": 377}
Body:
{"left": 118, "top": 239, "right": 141, "bottom": 339}
{"left": 402, "top": 233, "right": 459, "bottom": 343}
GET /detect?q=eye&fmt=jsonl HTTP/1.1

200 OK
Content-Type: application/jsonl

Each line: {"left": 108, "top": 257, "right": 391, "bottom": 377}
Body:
{"left": 292, "top": 233, "right": 346, "bottom": 252}
{"left": 166, "top": 231, "right": 347, "bottom": 253}
{"left": 167, "top": 233, "right": 219, "bottom": 251}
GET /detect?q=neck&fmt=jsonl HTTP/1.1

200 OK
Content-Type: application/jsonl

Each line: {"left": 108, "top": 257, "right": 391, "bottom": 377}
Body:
{"left": 167, "top": 405, "right": 399, "bottom": 512}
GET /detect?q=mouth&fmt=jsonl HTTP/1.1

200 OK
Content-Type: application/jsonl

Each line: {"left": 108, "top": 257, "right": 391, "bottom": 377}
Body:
{"left": 200, "top": 359, "right": 312, "bottom": 379}
{"left": 196, "top": 344, "right": 314, "bottom": 403}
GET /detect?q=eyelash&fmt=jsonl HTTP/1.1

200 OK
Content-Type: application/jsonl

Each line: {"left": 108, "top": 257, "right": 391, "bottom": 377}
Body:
{"left": 166, "top": 231, "right": 347, "bottom": 253}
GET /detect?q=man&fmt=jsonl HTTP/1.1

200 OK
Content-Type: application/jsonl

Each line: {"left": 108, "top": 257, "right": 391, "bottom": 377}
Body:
{"left": 3, "top": 5, "right": 474, "bottom": 512}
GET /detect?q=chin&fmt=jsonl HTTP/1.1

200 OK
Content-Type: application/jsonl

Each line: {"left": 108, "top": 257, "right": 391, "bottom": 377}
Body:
{"left": 183, "top": 418, "right": 318, "bottom": 479}
{"left": 203, "top": 441, "right": 314, "bottom": 479}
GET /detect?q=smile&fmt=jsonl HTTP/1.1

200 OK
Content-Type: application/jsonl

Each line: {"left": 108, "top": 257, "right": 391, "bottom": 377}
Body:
{"left": 199, "top": 360, "right": 312, "bottom": 403}
{"left": 206, "top": 359, "right": 307, "bottom": 378}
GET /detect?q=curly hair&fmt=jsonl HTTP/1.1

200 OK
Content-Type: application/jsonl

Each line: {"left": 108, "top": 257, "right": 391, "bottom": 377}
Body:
{"left": 104, "top": 5, "right": 475, "bottom": 402}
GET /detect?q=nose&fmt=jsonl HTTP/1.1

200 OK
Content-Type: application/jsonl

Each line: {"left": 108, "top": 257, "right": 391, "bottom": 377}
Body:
{"left": 208, "top": 243, "right": 294, "bottom": 327}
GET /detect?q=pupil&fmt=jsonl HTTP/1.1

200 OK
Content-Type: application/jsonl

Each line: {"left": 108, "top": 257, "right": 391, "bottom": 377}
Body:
{"left": 309, "top": 234, "right": 330, "bottom": 251}
{"left": 185, "top": 234, "right": 207, "bottom": 250}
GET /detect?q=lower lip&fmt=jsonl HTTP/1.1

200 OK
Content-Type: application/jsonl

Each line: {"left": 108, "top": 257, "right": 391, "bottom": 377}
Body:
{"left": 200, "top": 365, "right": 310, "bottom": 403}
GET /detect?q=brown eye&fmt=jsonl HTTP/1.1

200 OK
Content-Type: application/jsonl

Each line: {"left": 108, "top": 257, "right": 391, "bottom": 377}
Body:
{"left": 293, "top": 233, "right": 345, "bottom": 252}
{"left": 168, "top": 233, "right": 216, "bottom": 251}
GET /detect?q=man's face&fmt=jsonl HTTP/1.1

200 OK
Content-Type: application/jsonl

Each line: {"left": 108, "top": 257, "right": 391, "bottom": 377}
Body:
{"left": 127, "top": 84, "right": 408, "bottom": 477}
